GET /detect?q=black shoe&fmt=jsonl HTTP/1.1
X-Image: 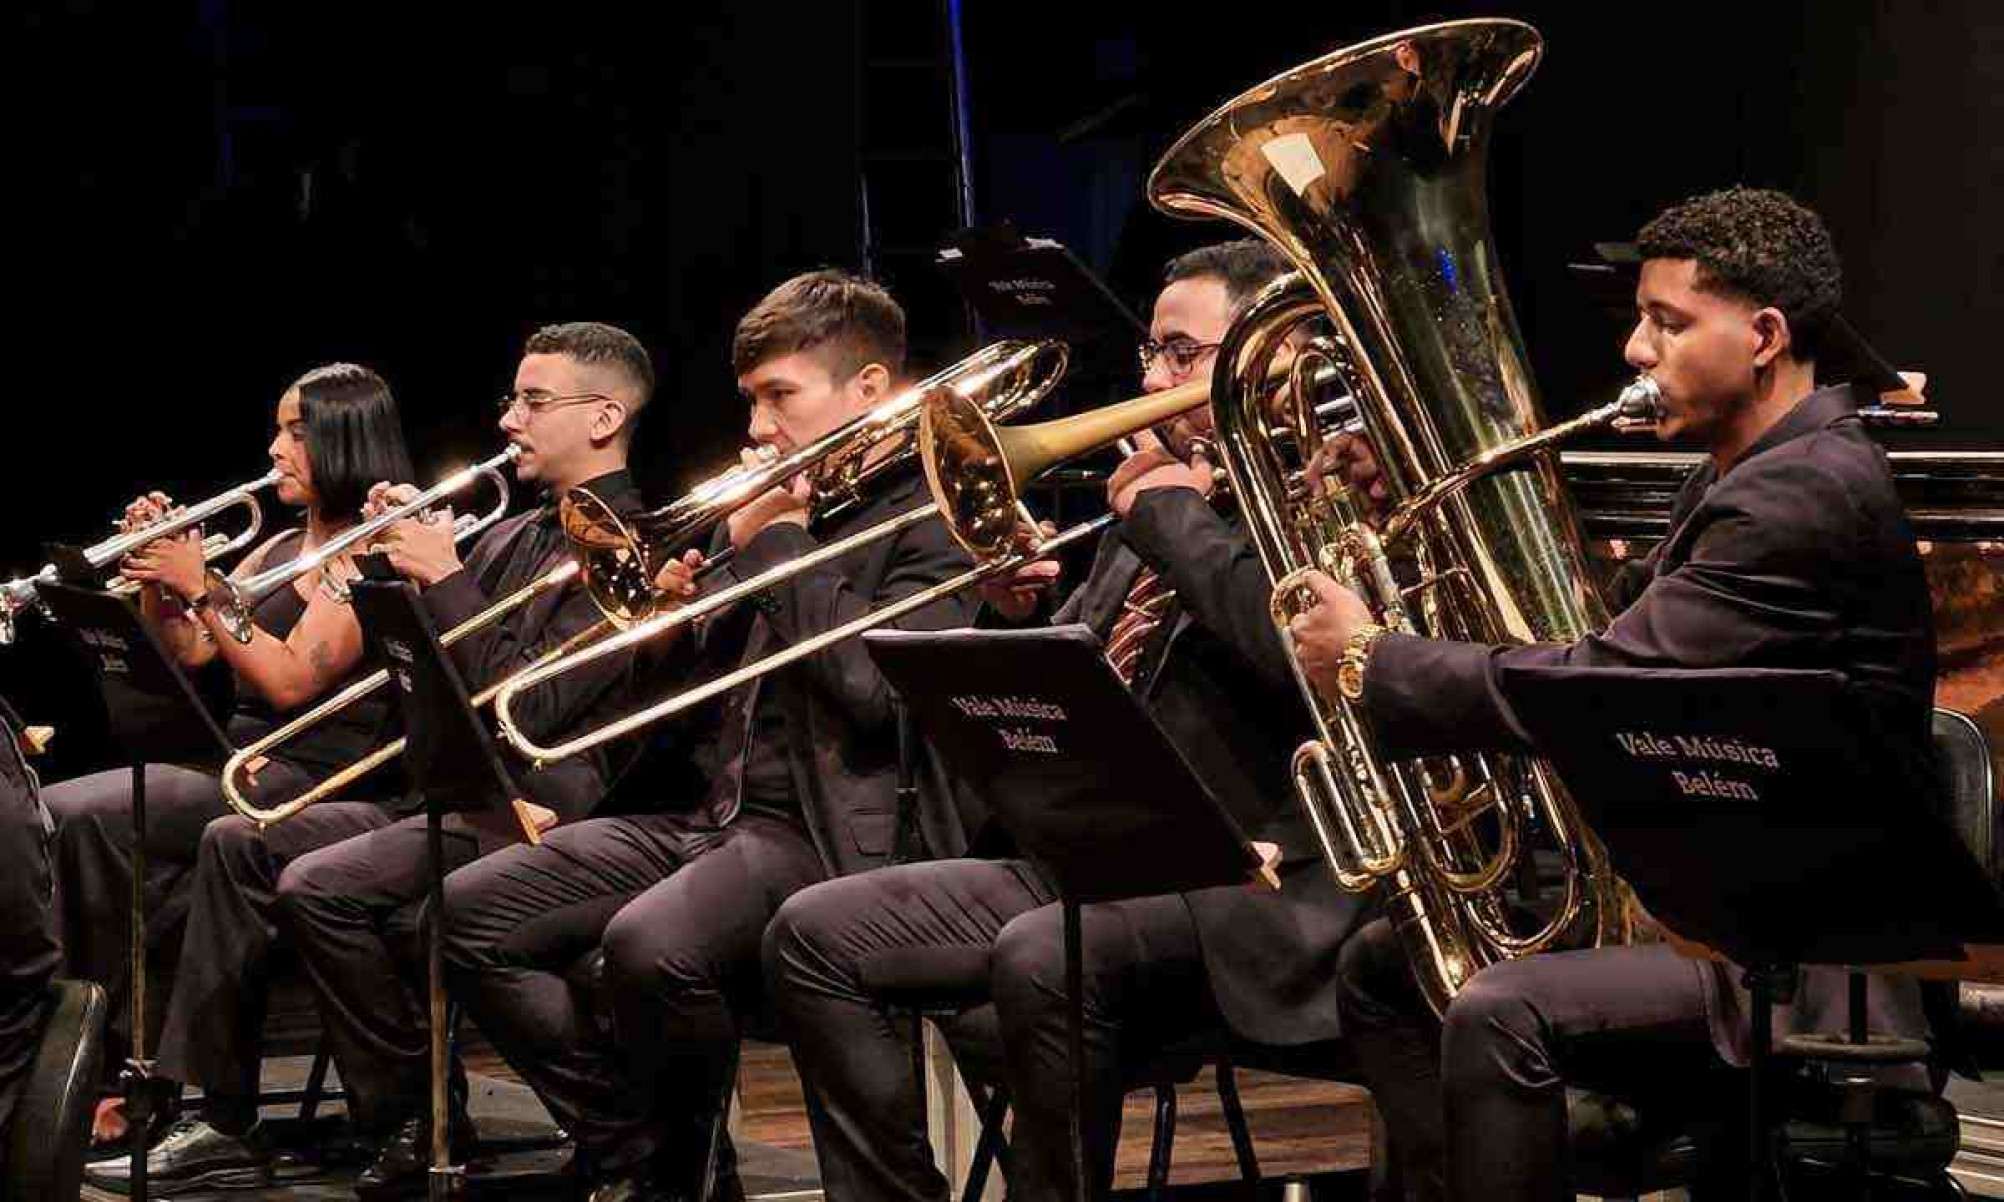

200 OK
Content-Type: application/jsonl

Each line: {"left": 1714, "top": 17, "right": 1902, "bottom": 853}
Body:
{"left": 585, "top": 1172, "right": 670, "bottom": 1202}
{"left": 355, "top": 1111, "right": 479, "bottom": 1198}
{"left": 83, "top": 1116, "right": 272, "bottom": 1195}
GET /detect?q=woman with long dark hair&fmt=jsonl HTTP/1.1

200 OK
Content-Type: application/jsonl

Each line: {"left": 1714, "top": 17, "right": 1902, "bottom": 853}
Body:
{"left": 43, "top": 362, "right": 415, "bottom": 1153}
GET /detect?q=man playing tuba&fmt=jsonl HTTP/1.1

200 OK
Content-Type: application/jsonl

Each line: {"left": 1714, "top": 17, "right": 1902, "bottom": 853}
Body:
{"left": 1290, "top": 187, "right": 1941, "bottom": 1202}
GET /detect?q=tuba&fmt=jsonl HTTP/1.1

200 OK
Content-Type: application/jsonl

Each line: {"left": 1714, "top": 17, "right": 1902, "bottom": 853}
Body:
{"left": 1148, "top": 19, "right": 1659, "bottom": 1013}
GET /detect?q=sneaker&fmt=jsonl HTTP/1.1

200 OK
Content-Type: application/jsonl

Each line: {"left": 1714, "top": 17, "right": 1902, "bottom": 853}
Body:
{"left": 83, "top": 1115, "right": 272, "bottom": 1195}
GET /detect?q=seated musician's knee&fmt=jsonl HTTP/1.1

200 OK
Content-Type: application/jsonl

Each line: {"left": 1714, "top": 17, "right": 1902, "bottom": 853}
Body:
{"left": 602, "top": 902, "right": 697, "bottom": 998}
{"left": 273, "top": 847, "right": 349, "bottom": 926}
{"left": 990, "top": 906, "right": 1064, "bottom": 1017}
{"left": 1440, "top": 961, "right": 1554, "bottom": 1093}
{"left": 196, "top": 813, "right": 264, "bottom": 877}
{"left": 761, "top": 885, "right": 840, "bottom": 994}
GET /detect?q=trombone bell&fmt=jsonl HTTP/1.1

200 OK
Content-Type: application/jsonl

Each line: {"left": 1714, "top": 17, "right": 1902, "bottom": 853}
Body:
{"left": 562, "top": 489, "right": 660, "bottom": 629}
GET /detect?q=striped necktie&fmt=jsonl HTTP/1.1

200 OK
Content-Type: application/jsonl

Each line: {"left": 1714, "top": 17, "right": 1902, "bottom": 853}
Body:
{"left": 1103, "top": 566, "right": 1175, "bottom": 686}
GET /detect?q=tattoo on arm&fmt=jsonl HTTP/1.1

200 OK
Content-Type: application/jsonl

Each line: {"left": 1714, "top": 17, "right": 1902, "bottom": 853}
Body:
{"left": 308, "top": 639, "right": 335, "bottom": 680}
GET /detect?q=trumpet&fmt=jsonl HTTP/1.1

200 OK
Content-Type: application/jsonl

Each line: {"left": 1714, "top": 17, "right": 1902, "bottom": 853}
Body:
{"left": 564, "top": 340, "right": 1071, "bottom": 627}
{"left": 492, "top": 372, "right": 1220, "bottom": 768}
{"left": 210, "top": 448, "right": 518, "bottom": 643}
{"left": 0, "top": 470, "right": 282, "bottom": 645}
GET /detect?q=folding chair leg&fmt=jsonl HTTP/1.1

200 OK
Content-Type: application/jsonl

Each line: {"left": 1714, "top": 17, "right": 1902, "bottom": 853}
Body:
{"left": 697, "top": 1044, "right": 742, "bottom": 1202}
{"left": 1145, "top": 1083, "right": 1177, "bottom": 1199}
{"left": 1215, "top": 1059, "right": 1260, "bottom": 1182}
{"left": 960, "top": 1081, "right": 1012, "bottom": 1202}
{"left": 297, "top": 1039, "right": 333, "bottom": 1124}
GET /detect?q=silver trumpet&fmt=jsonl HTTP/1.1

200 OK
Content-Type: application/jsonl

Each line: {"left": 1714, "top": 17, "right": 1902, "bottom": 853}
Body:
{"left": 211, "top": 448, "right": 518, "bottom": 643}
{"left": 0, "top": 470, "right": 283, "bottom": 644}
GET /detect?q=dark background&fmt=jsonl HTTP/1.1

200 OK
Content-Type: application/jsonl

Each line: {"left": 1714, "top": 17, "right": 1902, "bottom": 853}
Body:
{"left": 6, "top": 0, "right": 2000, "bottom": 774}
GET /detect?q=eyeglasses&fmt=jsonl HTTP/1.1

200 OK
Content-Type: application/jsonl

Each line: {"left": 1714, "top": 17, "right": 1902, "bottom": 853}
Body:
{"left": 496, "top": 390, "right": 612, "bottom": 420}
{"left": 1137, "top": 339, "right": 1222, "bottom": 376}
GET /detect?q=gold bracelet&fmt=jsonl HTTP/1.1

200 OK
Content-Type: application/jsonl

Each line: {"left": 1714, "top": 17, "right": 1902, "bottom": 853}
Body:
{"left": 1335, "top": 622, "right": 1388, "bottom": 702}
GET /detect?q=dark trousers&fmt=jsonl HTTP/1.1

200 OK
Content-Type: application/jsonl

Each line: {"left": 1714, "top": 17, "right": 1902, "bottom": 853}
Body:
{"left": 442, "top": 811, "right": 822, "bottom": 1180}
{"left": 154, "top": 802, "right": 391, "bottom": 1113}
{"left": 991, "top": 893, "right": 1229, "bottom": 1202}
{"left": 43, "top": 761, "right": 308, "bottom": 1073}
{"left": 1338, "top": 918, "right": 1742, "bottom": 1202}
{"left": 274, "top": 813, "right": 494, "bottom": 1133}
{"left": 0, "top": 741, "right": 58, "bottom": 1139}
{"left": 765, "top": 860, "right": 1226, "bottom": 1202}
{"left": 763, "top": 858, "right": 1055, "bottom": 1202}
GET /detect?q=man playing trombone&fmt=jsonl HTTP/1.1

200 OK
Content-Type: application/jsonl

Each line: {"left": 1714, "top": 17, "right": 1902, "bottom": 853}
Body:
{"left": 440, "top": 270, "right": 981, "bottom": 1202}
{"left": 760, "top": 241, "right": 1374, "bottom": 1202}
{"left": 263, "top": 321, "right": 657, "bottom": 1194}
{"left": 46, "top": 363, "right": 415, "bottom": 1176}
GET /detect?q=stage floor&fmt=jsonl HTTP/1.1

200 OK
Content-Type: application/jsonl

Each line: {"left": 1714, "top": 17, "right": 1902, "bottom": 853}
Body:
{"left": 79, "top": 1044, "right": 1376, "bottom": 1200}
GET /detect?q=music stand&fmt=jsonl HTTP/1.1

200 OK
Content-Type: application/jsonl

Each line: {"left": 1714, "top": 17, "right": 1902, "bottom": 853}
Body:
{"left": 37, "top": 581, "right": 233, "bottom": 1202}
{"left": 1502, "top": 664, "right": 2004, "bottom": 1199}
{"left": 937, "top": 224, "right": 1147, "bottom": 346}
{"left": 350, "top": 578, "right": 545, "bottom": 1202}
{"left": 865, "top": 625, "right": 1269, "bottom": 1199}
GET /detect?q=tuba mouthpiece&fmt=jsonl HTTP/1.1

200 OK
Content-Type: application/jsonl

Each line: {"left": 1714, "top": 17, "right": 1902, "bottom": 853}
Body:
{"left": 1613, "top": 376, "right": 1666, "bottom": 431}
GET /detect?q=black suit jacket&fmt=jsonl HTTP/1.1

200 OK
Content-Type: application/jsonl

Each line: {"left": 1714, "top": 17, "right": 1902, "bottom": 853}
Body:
{"left": 419, "top": 471, "right": 644, "bottom": 823}
{"left": 690, "top": 468, "right": 980, "bottom": 877}
{"left": 1361, "top": 384, "right": 1940, "bottom": 1061}
{"left": 1057, "top": 487, "right": 1367, "bottom": 1046}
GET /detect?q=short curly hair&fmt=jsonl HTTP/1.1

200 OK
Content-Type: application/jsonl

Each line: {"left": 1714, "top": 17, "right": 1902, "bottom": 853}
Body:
{"left": 1636, "top": 187, "right": 1842, "bottom": 361}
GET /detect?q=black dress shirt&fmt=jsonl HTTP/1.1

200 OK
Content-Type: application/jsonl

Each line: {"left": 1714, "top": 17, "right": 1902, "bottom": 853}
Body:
{"left": 420, "top": 468, "right": 645, "bottom": 821}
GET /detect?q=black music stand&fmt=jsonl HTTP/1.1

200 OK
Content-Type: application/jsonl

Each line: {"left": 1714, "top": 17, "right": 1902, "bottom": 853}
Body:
{"left": 38, "top": 581, "right": 233, "bottom": 1202}
{"left": 865, "top": 625, "right": 1270, "bottom": 1200}
{"left": 350, "top": 577, "right": 546, "bottom": 1202}
{"left": 1502, "top": 664, "right": 2004, "bottom": 1200}
{"left": 937, "top": 223, "right": 1147, "bottom": 347}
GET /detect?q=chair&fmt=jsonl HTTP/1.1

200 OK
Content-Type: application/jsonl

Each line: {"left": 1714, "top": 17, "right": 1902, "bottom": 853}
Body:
{"left": 3, "top": 978, "right": 108, "bottom": 1202}
{"left": 1571, "top": 707, "right": 1991, "bottom": 1201}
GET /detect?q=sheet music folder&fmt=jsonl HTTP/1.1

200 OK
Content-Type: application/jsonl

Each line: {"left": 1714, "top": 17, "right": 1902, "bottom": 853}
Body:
{"left": 37, "top": 581, "right": 231, "bottom": 764}
{"left": 1501, "top": 664, "right": 2004, "bottom": 968}
{"left": 350, "top": 578, "right": 545, "bottom": 846}
{"left": 863, "top": 625, "right": 1257, "bottom": 903}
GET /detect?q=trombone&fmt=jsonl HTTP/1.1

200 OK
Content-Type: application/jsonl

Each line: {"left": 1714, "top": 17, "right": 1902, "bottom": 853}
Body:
{"left": 0, "top": 470, "right": 282, "bottom": 645}
{"left": 210, "top": 448, "right": 518, "bottom": 643}
{"left": 216, "top": 339, "right": 1071, "bottom": 822}
{"left": 564, "top": 339, "right": 1071, "bottom": 627}
{"left": 493, "top": 372, "right": 1225, "bottom": 768}
{"left": 219, "top": 558, "right": 598, "bottom": 825}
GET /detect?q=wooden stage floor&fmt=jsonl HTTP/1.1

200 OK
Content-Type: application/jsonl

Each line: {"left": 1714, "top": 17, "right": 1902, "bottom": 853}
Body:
{"left": 80, "top": 1040, "right": 1377, "bottom": 1200}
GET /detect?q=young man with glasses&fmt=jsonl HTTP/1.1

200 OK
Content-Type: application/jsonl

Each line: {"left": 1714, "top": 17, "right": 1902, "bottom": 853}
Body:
{"left": 216, "top": 322, "right": 661, "bottom": 1195}
{"left": 762, "top": 240, "right": 1381, "bottom": 1202}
